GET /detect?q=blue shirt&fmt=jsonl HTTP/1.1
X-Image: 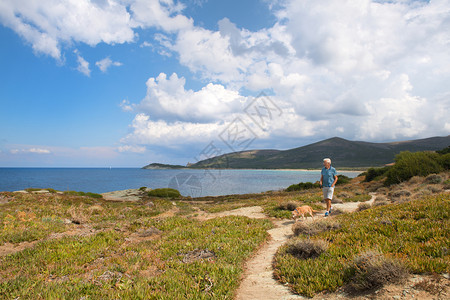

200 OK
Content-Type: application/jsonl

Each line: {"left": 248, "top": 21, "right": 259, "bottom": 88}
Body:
{"left": 321, "top": 166, "right": 337, "bottom": 187}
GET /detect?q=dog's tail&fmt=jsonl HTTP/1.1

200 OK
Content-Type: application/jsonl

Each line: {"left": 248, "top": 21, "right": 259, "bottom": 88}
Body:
{"left": 312, "top": 209, "right": 320, "bottom": 213}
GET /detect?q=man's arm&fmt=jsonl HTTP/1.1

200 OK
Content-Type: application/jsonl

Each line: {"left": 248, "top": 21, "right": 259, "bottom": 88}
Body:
{"left": 331, "top": 175, "right": 338, "bottom": 187}
{"left": 320, "top": 174, "right": 323, "bottom": 187}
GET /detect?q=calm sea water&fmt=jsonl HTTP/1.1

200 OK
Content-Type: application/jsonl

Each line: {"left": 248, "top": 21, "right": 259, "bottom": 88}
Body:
{"left": 0, "top": 168, "right": 361, "bottom": 197}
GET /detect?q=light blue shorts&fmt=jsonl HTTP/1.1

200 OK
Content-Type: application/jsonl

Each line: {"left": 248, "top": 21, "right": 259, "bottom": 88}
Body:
{"left": 323, "top": 186, "right": 334, "bottom": 200}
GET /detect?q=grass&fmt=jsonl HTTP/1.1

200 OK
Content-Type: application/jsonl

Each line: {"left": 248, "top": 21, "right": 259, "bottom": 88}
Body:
{"left": 0, "top": 191, "right": 272, "bottom": 299}
{"left": 273, "top": 193, "right": 450, "bottom": 297}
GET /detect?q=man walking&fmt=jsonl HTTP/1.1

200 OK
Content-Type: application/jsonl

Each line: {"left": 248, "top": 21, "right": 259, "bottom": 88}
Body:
{"left": 320, "top": 158, "right": 338, "bottom": 217}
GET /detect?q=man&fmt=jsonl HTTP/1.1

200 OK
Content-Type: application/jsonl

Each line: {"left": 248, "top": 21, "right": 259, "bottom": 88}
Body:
{"left": 320, "top": 158, "right": 338, "bottom": 217}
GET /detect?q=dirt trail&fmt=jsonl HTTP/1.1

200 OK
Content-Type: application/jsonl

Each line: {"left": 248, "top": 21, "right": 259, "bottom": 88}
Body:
{"left": 233, "top": 193, "right": 377, "bottom": 300}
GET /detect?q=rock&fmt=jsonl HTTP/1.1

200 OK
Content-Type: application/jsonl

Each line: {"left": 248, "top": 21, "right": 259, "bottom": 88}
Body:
{"left": 138, "top": 227, "right": 162, "bottom": 237}
{"left": 180, "top": 249, "right": 216, "bottom": 263}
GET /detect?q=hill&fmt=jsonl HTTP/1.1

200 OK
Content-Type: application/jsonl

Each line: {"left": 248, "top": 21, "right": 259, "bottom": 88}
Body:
{"left": 188, "top": 135, "right": 450, "bottom": 169}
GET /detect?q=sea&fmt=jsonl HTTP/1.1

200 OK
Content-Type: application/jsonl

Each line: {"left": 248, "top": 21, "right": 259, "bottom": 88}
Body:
{"left": 0, "top": 168, "right": 361, "bottom": 198}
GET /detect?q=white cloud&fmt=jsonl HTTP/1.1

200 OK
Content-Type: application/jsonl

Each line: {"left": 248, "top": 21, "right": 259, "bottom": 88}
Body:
{"left": 0, "top": 0, "right": 192, "bottom": 61}
{"left": 96, "top": 57, "right": 123, "bottom": 73}
{"left": 120, "top": 99, "right": 134, "bottom": 112}
{"left": 117, "top": 145, "right": 147, "bottom": 153}
{"left": 137, "top": 73, "right": 245, "bottom": 122}
{"left": 74, "top": 50, "right": 90, "bottom": 76}
{"left": 121, "top": 113, "right": 223, "bottom": 146}
{"left": 10, "top": 148, "right": 51, "bottom": 154}
{"left": 0, "top": 0, "right": 136, "bottom": 60}
{"left": 130, "top": 0, "right": 193, "bottom": 32}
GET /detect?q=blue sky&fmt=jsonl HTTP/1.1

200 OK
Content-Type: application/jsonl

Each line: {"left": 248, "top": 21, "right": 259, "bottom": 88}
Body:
{"left": 0, "top": 0, "right": 449, "bottom": 167}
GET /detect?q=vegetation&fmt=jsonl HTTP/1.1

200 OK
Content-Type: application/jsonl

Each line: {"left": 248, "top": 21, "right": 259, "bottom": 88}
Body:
{"left": 361, "top": 148, "right": 450, "bottom": 186}
{"left": 273, "top": 193, "right": 449, "bottom": 297}
{"left": 147, "top": 188, "right": 181, "bottom": 199}
{"left": 363, "top": 166, "right": 391, "bottom": 182}
{"left": 0, "top": 191, "right": 272, "bottom": 299}
{"left": 286, "top": 182, "right": 319, "bottom": 192}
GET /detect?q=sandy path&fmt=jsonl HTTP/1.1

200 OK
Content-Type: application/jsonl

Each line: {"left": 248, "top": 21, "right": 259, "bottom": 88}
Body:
{"left": 233, "top": 193, "right": 377, "bottom": 300}
{"left": 236, "top": 218, "right": 306, "bottom": 300}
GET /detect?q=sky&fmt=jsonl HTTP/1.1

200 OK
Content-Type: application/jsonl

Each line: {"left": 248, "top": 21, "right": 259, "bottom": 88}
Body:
{"left": 0, "top": 0, "right": 449, "bottom": 167}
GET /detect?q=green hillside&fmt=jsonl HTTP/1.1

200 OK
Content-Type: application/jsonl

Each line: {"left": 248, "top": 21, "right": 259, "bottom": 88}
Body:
{"left": 189, "top": 136, "right": 450, "bottom": 169}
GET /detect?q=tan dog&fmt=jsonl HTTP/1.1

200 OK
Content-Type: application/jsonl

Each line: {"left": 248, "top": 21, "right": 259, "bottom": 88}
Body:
{"left": 292, "top": 205, "right": 317, "bottom": 222}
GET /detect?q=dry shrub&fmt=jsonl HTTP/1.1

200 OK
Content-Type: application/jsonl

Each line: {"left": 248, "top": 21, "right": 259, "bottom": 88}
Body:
{"left": 425, "top": 174, "right": 443, "bottom": 184}
{"left": 87, "top": 205, "right": 104, "bottom": 214}
{"left": 338, "top": 192, "right": 351, "bottom": 199}
{"left": 347, "top": 250, "right": 408, "bottom": 293}
{"left": 427, "top": 185, "right": 442, "bottom": 193}
{"left": 330, "top": 207, "right": 346, "bottom": 216}
{"left": 292, "top": 219, "right": 341, "bottom": 236}
{"left": 409, "top": 176, "right": 424, "bottom": 184}
{"left": 374, "top": 195, "right": 387, "bottom": 202}
{"left": 285, "top": 239, "right": 328, "bottom": 259}
{"left": 376, "top": 187, "right": 389, "bottom": 194}
{"left": 389, "top": 190, "right": 412, "bottom": 198}
{"left": 67, "top": 205, "right": 91, "bottom": 224}
{"left": 278, "top": 202, "right": 299, "bottom": 211}
{"left": 373, "top": 200, "right": 390, "bottom": 207}
{"left": 357, "top": 203, "right": 372, "bottom": 212}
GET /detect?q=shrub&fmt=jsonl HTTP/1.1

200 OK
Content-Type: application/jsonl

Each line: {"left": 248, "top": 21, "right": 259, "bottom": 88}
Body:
{"left": 384, "top": 151, "right": 443, "bottom": 186}
{"left": 147, "top": 188, "right": 181, "bottom": 198}
{"left": 277, "top": 202, "right": 299, "bottom": 211}
{"left": 85, "top": 192, "right": 103, "bottom": 199}
{"left": 336, "top": 175, "right": 351, "bottom": 185}
{"left": 408, "top": 176, "right": 423, "bottom": 184}
{"left": 427, "top": 186, "right": 442, "bottom": 193}
{"left": 436, "top": 146, "right": 450, "bottom": 155}
{"left": 364, "top": 166, "right": 390, "bottom": 182}
{"left": 286, "top": 182, "right": 320, "bottom": 192}
{"left": 330, "top": 207, "right": 346, "bottom": 216}
{"left": 284, "top": 239, "right": 329, "bottom": 259}
{"left": 139, "top": 186, "right": 147, "bottom": 191}
{"left": 425, "top": 174, "right": 443, "bottom": 184}
{"left": 444, "top": 179, "right": 450, "bottom": 189}
{"left": 292, "top": 219, "right": 341, "bottom": 236}
{"left": 347, "top": 250, "right": 408, "bottom": 293}
{"left": 439, "top": 153, "right": 450, "bottom": 169}
{"left": 389, "top": 190, "right": 411, "bottom": 198}
{"left": 357, "top": 202, "right": 372, "bottom": 212}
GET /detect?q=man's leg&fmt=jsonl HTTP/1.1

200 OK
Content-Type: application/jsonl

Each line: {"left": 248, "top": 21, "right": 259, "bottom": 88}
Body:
{"left": 326, "top": 198, "right": 331, "bottom": 212}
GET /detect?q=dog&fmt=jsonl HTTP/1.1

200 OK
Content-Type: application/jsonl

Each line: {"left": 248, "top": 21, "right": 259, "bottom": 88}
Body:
{"left": 292, "top": 205, "right": 318, "bottom": 222}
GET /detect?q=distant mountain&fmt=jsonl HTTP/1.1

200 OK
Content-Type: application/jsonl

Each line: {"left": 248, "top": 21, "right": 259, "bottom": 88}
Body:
{"left": 142, "top": 163, "right": 187, "bottom": 169}
{"left": 185, "top": 136, "right": 450, "bottom": 169}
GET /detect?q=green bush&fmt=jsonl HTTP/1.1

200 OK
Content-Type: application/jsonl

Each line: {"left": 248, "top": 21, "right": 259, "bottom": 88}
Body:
{"left": 335, "top": 174, "right": 351, "bottom": 185}
{"left": 439, "top": 153, "right": 450, "bottom": 170}
{"left": 62, "top": 191, "right": 103, "bottom": 199}
{"left": 364, "top": 166, "right": 391, "bottom": 182}
{"left": 286, "top": 182, "right": 320, "bottom": 192}
{"left": 384, "top": 151, "right": 443, "bottom": 186}
{"left": 147, "top": 188, "right": 181, "bottom": 198}
{"left": 436, "top": 146, "right": 450, "bottom": 155}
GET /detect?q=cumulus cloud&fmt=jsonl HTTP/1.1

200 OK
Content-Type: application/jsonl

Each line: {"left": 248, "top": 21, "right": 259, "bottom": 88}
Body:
{"left": 136, "top": 72, "right": 245, "bottom": 122}
{"left": 0, "top": 0, "right": 192, "bottom": 61}
{"left": 96, "top": 57, "right": 123, "bottom": 73}
{"left": 0, "top": 0, "right": 136, "bottom": 60}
